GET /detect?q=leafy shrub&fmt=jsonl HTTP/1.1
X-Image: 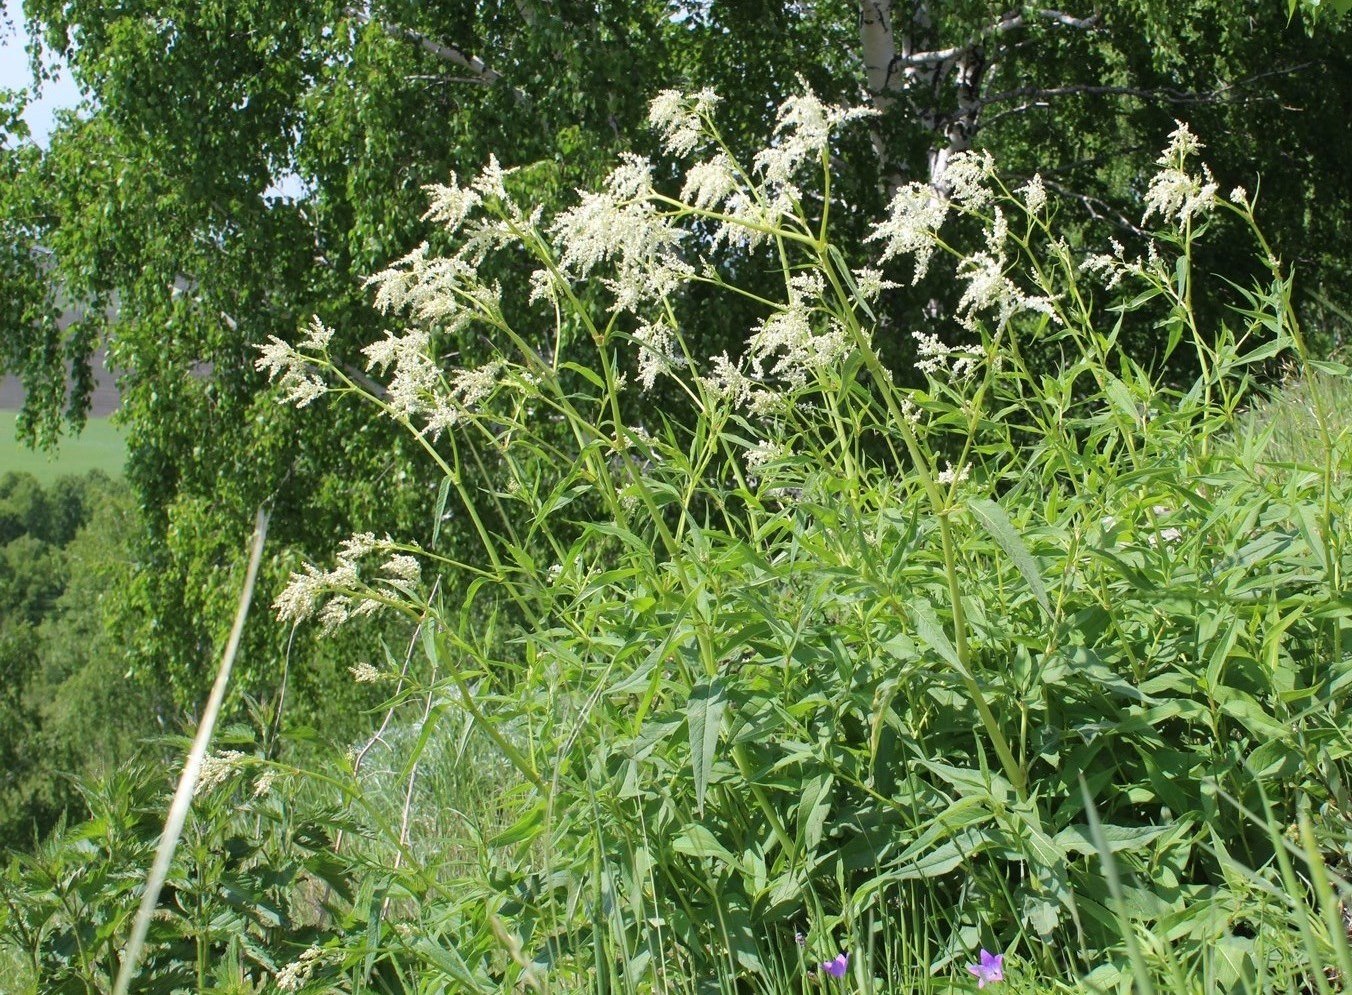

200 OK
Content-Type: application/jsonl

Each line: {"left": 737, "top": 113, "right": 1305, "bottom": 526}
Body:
{"left": 0, "top": 737, "right": 377, "bottom": 994}
{"left": 16, "top": 88, "right": 1352, "bottom": 993}
{"left": 247, "top": 91, "right": 1352, "bottom": 990}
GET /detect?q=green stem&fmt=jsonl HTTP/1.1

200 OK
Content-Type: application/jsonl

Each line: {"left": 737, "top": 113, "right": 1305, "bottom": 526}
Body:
{"left": 731, "top": 743, "right": 799, "bottom": 864}
{"left": 816, "top": 241, "right": 1028, "bottom": 801}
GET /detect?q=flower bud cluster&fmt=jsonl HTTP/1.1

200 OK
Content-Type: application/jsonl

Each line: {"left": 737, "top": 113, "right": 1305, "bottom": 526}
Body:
{"left": 274, "top": 533, "right": 423, "bottom": 634}
{"left": 1142, "top": 122, "right": 1218, "bottom": 226}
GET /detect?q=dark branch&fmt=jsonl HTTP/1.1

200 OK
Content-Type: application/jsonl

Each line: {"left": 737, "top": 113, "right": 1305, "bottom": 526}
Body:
{"left": 1031, "top": 8, "right": 1100, "bottom": 30}
{"left": 343, "top": 4, "right": 529, "bottom": 104}
{"left": 1038, "top": 176, "right": 1151, "bottom": 239}
{"left": 889, "top": 8, "right": 1099, "bottom": 70}
{"left": 980, "top": 62, "right": 1315, "bottom": 111}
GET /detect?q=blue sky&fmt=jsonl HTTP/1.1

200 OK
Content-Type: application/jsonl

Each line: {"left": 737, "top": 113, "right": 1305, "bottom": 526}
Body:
{"left": 1, "top": 0, "right": 81, "bottom": 144}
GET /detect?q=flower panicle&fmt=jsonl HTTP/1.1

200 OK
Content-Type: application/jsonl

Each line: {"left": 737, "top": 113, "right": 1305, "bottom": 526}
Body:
{"left": 274, "top": 534, "right": 425, "bottom": 634}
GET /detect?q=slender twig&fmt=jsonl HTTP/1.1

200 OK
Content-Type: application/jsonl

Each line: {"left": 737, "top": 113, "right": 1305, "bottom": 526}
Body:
{"left": 336, "top": 578, "right": 440, "bottom": 856}
{"left": 979, "top": 63, "right": 1314, "bottom": 110}
{"left": 380, "top": 658, "right": 439, "bottom": 919}
{"left": 886, "top": 8, "right": 1100, "bottom": 71}
{"left": 112, "top": 509, "right": 269, "bottom": 995}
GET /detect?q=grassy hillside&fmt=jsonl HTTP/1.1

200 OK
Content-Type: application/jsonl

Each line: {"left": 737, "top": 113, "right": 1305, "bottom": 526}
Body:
{"left": 0, "top": 414, "right": 125, "bottom": 483}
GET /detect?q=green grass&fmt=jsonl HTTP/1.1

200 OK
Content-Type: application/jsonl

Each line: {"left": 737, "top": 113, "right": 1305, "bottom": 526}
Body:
{"left": 0, "top": 946, "right": 33, "bottom": 992}
{"left": 1230, "top": 364, "right": 1352, "bottom": 467}
{"left": 0, "top": 413, "right": 126, "bottom": 484}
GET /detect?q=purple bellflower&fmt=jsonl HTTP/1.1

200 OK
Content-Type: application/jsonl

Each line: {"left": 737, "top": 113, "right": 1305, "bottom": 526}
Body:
{"left": 968, "top": 949, "right": 1004, "bottom": 988}
{"left": 821, "top": 953, "right": 849, "bottom": 978}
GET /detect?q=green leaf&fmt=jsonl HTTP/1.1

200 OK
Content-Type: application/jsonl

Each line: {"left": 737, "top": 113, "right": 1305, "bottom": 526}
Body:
{"left": 430, "top": 474, "right": 452, "bottom": 547}
{"left": 720, "top": 895, "right": 764, "bottom": 974}
{"left": 687, "top": 677, "right": 727, "bottom": 812}
{"left": 672, "top": 824, "right": 737, "bottom": 865}
{"left": 1103, "top": 374, "right": 1142, "bottom": 427}
{"left": 1053, "top": 824, "right": 1169, "bottom": 857}
{"left": 900, "top": 845, "right": 966, "bottom": 880}
{"left": 414, "top": 938, "right": 490, "bottom": 992}
{"left": 796, "top": 773, "right": 833, "bottom": 852}
{"left": 1213, "top": 687, "right": 1290, "bottom": 740}
{"left": 488, "top": 799, "right": 545, "bottom": 849}
{"left": 910, "top": 599, "right": 972, "bottom": 680}
{"left": 968, "top": 497, "right": 1052, "bottom": 618}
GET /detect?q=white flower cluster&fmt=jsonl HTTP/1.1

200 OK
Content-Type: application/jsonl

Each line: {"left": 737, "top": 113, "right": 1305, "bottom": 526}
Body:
{"left": 427, "top": 361, "right": 507, "bottom": 436}
{"left": 753, "top": 84, "right": 877, "bottom": 194}
{"left": 421, "top": 154, "right": 516, "bottom": 232}
{"left": 357, "top": 305, "right": 508, "bottom": 435}
{"left": 275, "top": 945, "right": 327, "bottom": 992}
{"left": 1142, "top": 122, "right": 1218, "bottom": 227}
{"left": 745, "top": 438, "right": 789, "bottom": 474}
{"left": 649, "top": 87, "right": 720, "bottom": 157}
{"left": 912, "top": 330, "right": 981, "bottom": 380}
{"left": 381, "top": 553, "right": 422, "bottom": 584}
{"left": 632, "top": 320, "right": 682, "bottom": 391}
{"left": 954, "top": 249, "right": 1057, "bottom": 333}
{"left": 252, "top": 768, "right": 280, "bottom": 798}
{"left": 274, "top": 534, "right": 422, "bottom": 634}
{"left": 869, "top": 150, "right": 1002, "bottom": 285}
{"left": 851, "top": 267, "right": 897, "bottom": 306}
{"left": 653, "top": 83, "right": 873, "bottom": 250}
{"left": 867, "top": 183, "right": 947, "bottom": 282}
{"left": 253, "top": 159, "right": 528, "bottom": 443}
{"left": 747, "top": 303, "right": 847, "bottom": 391}
{"left": 940, "top": 150, "right": 996, "bottom": 209}
{"left": 1017, "top": 174, "right": 1047, "bottom": 215}
{"left": 744, "top": 270, "right": 849, "bottom": 391}
{"left": 550, "top": 157, "right": 691, "bottom": 313}
{"left": 423, "top": 171, "right": 481, "bottom": 233}
{"left": 936, "top": 461, "right": 971, "bottom": 486}
{"left": 370, "top": 244, "right": 504, "bottom": 330}
{"left": 362, "top": 327, "right": 438, "bottom": 420}
{"left": 349, "top": 661, "right": 384, "bottom": 683}
{"left": 195, "top": 750, "right": 245, "bottom": 795}
{"left": 607, "top": 151, "right": 653, "bottom": 199}
{"left": 681, "top": 152, "right": 740, "bottom": 210}
{"left": 255, "top": 334, "right": 327, "bottom": 407}
{"left": 1080, "top": 237, "right": 1168, "bottom": 291}
{"left": 699, "top": 353, "right": 780, "bottom": 415}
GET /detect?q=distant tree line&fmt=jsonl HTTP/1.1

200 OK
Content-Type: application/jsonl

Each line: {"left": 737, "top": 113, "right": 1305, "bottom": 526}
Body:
{"left": 0, "top": 471, "right": 157, "bottom": 848}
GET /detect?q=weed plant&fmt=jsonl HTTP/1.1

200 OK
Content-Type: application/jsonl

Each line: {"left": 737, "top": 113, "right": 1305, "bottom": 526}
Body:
{"left": 7, "top": 87, "right": 1352, "bottom": 993}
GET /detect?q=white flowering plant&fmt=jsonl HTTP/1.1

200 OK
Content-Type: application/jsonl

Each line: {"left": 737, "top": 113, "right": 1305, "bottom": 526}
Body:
{"left": 245, "top": 84, "right": 1352, "bottom": 993}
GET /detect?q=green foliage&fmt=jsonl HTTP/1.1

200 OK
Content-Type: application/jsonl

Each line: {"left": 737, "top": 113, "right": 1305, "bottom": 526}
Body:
{"left": 10, "top": 60, "right": 1352, "bottom": 995}
{"left": 104, "top": 95, "right": 1342, "bottom": 991}
{"left": 1233, "top": 362, "right": 1352, "bottom": 467}
{"left": 0, "top": 470, "right": 161, "bottom": 849}
{"left": 3, "top": 0, "right": 1351, "bottom": 733}
{"left": 1290, "top": 0, "right": 1352, "bottom": 30}
{"left": 0, "top": 750, "right": 367, "bottom": 994}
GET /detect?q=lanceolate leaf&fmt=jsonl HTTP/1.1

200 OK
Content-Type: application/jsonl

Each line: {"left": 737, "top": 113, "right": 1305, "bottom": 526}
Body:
{"left": 910, "top": 599, "right": 972, "bottom": 680}
{"left": 687, "top": 677, "right": 727, "bottom": 813}
{"left": 968, "top": 497, "right": 1053, "bottom": 619}
{"left": 1054, "top": 824, "right": 1170, "bottom": 857}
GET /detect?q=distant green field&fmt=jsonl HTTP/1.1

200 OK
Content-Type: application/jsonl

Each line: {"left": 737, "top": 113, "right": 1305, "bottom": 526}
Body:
{"left": 0, "top": 413, "right": 126, "bottom": 484}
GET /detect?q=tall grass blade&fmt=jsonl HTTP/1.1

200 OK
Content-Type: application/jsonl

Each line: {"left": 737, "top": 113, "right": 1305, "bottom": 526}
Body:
{"left": 111, "top": 508, "right": 269, "bottom": 995}
{"left": 1080, "top": 776, "right": 1156, "bottom": 995}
